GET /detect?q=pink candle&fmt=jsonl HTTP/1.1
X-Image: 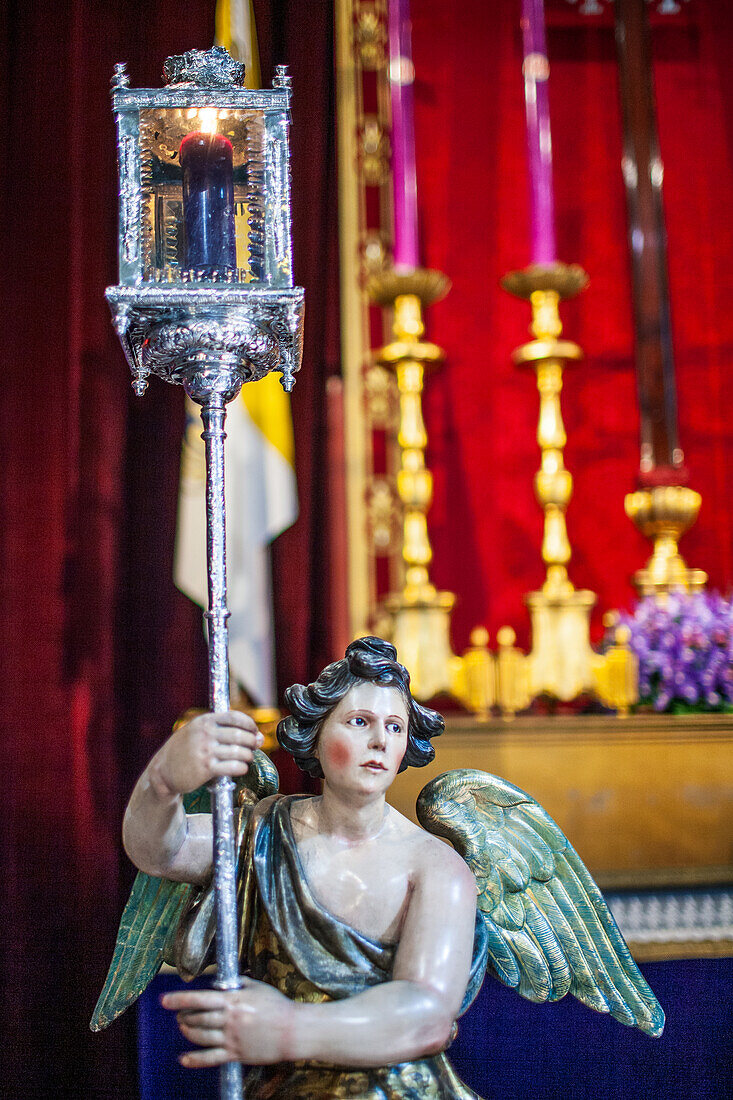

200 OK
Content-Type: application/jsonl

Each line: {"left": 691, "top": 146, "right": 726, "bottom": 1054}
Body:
{"left": 388, "top": 0, "right": 419, "bottom": 269}
{"left": 521, "top": 0, "right": 557, "bottom": 265}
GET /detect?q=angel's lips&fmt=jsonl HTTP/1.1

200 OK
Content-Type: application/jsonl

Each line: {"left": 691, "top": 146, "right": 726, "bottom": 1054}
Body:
{"left": 361, "top": 761, "right": 387, "bottom": 772}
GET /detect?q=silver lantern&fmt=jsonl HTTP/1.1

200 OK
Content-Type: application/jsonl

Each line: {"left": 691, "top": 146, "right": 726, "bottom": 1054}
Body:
{"left": 107, "top": 46, "right": 304, "bottom": 1100}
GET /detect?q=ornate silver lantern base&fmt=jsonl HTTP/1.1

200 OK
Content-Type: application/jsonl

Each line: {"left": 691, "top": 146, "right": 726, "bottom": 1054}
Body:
{"left": 107, "top": 285, "right": 304, "bottom": 397}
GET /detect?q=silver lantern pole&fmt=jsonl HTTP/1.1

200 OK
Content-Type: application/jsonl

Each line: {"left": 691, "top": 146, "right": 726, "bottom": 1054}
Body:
{"left": 201, "top": 383, "right": 243, "bottom": 1100}
{"left": 107, "top": 50, "right": 304, "bottom": 1100}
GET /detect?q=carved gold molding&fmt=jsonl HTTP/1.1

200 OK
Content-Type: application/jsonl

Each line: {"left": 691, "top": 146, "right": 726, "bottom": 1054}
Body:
{"left": 336, "top": 0, "right": 401, "bottom": 637}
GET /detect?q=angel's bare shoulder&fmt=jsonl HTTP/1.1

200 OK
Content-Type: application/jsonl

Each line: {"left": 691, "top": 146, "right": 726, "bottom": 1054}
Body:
{"left": 387, "top": 806, "right": 476, "bottom": 894}
{"left": 419, "top": 831, "right": 475, "bottom": 890}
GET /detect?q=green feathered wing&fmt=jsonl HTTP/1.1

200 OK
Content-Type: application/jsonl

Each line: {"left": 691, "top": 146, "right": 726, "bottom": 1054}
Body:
{"left": 416, "top": 769, "right": 664, "bottom": 1038}
{"left": 90, "top": 750, "right": 279, "bottom": 1031}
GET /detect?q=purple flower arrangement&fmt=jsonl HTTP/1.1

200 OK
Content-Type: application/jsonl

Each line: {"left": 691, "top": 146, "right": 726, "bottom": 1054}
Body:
{"left": 618, "top": 593, "right": 733, "bottom": 713}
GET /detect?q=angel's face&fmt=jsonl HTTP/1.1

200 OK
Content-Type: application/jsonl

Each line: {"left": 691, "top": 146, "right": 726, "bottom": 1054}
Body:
{"left": 316, "top": 682, "right": 409, "bottom": 797}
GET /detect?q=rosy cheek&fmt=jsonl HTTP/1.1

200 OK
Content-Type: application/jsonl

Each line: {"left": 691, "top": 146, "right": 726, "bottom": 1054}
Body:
{"left": 322, "top": 739, "right": 353, "bottom": 771}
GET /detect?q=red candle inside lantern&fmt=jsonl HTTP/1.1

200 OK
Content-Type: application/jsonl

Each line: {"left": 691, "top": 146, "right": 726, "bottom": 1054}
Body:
{"left": 179, "top": 124, "right": 237, "bottom": 274}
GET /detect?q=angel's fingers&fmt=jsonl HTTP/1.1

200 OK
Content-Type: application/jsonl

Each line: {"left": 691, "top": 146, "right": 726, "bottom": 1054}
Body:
{"left": 178, "top": 1009, "right": 226, "bottom": 1029}
{"left": 213, "top": 710, "right": 260, "bottom": 735}
{"left": 178, "top": 1022, "right": 226, "bottom": 1047}
{"left": 161, "top": 990, "right": 225, "bottom": 1012}
{"left": 211, "top": 744, "right": 255, "bottom": 762}
{"left": 212, "top": 722, "right": 261, "bottom": 745}
{"left": 180, "top": 1047, "right": 231, "bottom": 1069}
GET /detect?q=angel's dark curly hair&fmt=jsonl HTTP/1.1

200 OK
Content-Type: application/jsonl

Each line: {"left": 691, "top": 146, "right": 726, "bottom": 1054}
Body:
{"left": 277, "top": 636, "right": 444, "bottom": 778}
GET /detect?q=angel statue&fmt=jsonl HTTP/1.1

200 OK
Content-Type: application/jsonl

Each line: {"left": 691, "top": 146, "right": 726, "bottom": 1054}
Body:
{"left": 92, "top": 636, "right": 664, "bottom": 1098}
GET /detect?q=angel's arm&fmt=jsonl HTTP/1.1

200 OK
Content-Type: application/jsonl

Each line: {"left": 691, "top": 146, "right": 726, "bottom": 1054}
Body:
{"left": 123, "top": 711, "right": 263, "bottom": 885}
{"left": 163, "top": 839, "right": 478, "bottom": 1068}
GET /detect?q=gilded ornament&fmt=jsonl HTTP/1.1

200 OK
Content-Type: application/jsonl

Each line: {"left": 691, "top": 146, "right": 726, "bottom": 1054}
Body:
{"left": 592, "top": 622, "right": 639, "bottom": 716}
{"left": 364, "top": 364, "right": 398, "bottom": 428}
{"left": 496, "top": 626, "right": 532, "bottom": 718}
{"left": 367, "top": 476, "right": 402, "bottom": 554}
{"left": 361, "top": 116, "right": 390, "bottom": 186}
{"left": 356, "top": 5, "right": 386, "bottom": 69}
{"left": 361, "top": 230, "right": 389, "bottom": 277}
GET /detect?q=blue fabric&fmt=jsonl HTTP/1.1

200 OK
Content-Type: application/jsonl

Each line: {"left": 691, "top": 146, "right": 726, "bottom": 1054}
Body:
{"left": 450, "top": 958, "right": 733, "bottom": 1099}
{"left": 137, "top": 973, "right": 219, "bottom": 1098}
{"left": 139, "top": 959, "right": 733, "bottom": 1100}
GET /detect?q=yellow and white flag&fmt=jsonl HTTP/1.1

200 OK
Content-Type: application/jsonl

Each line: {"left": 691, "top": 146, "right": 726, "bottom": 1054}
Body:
{"left": 174, "top": 0, "right": 298, "bottom": 705}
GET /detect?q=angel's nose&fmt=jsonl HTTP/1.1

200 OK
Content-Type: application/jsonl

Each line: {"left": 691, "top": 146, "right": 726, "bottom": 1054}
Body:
{"left": 368, "top": 722, "right": 387, "bottom": 750}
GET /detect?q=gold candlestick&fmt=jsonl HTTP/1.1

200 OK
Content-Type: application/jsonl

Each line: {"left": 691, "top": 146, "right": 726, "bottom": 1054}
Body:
{"left": 368, "top": 268, "right": 494, "bottom": 707}
{"left": 503, "top": 263, "right": 597, "bottom": 700}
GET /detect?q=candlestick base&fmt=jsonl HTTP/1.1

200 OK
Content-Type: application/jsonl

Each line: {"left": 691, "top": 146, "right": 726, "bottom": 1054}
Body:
{"left": 383, "top": 590, "right": 457, "bottom": 701}
{"left": 526, "top": 586, "right": 597, "bottom": 700}
{"left": 625, "top": 485, "right": 708, "bottom": 596}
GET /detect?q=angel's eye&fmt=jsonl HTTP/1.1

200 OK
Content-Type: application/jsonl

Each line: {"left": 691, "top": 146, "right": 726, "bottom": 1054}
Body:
{"left": 348, "top": 715, "right": 367, "bottom": 727}
{"left": 387, "top": 721, "right": 405, "bottom": 735}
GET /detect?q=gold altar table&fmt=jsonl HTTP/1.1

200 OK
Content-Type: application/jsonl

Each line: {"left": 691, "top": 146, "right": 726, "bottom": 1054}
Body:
{"left": 388, "top": 713, "right": 733, "bottom": 891}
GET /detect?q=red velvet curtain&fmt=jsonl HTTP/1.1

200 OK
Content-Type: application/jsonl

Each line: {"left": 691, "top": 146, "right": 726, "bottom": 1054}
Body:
{"left": 0, "top": 1, "right": 336, "bottom": 1095}
{"left": 412, "top": 0, "right": 733, "bottom": 649}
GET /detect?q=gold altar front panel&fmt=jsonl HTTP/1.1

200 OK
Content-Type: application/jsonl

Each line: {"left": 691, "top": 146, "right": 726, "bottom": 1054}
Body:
{"left": 388, "top": 714, "right": 733, "bottom": 889}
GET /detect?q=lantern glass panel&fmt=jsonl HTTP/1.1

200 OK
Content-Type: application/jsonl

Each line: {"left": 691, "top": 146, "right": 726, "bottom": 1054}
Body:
{"left": 139, "top": 106, "right": 266, "bottom": 283}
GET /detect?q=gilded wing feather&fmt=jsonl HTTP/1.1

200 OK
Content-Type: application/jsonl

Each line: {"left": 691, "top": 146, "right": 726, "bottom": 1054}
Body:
{"left": 416, "top": 769, "right": 664, "bottom": 1037}
{"left": 90, "top": 750, "right": 279, "bottom": 1031}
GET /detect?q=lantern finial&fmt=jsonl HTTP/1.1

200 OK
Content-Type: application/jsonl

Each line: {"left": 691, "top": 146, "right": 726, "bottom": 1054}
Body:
{"left": 163, "top": 46, "right": 245, "bottom": 88}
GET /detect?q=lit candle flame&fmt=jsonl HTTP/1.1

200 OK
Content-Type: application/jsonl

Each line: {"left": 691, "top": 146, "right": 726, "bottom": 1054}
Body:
{"left": 199, "top": 108, "right": 218, "bottom": 135}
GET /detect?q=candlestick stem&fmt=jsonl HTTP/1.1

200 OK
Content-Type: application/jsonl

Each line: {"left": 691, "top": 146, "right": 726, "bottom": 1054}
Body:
{"left": 370, "top": 271, "right": 452, "bottom": 698}
{"left": 376, "top": 282, "right": 445, "bottom": 620}
{"left": 529, "top": 290, "right": 573, "bottom": 597}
